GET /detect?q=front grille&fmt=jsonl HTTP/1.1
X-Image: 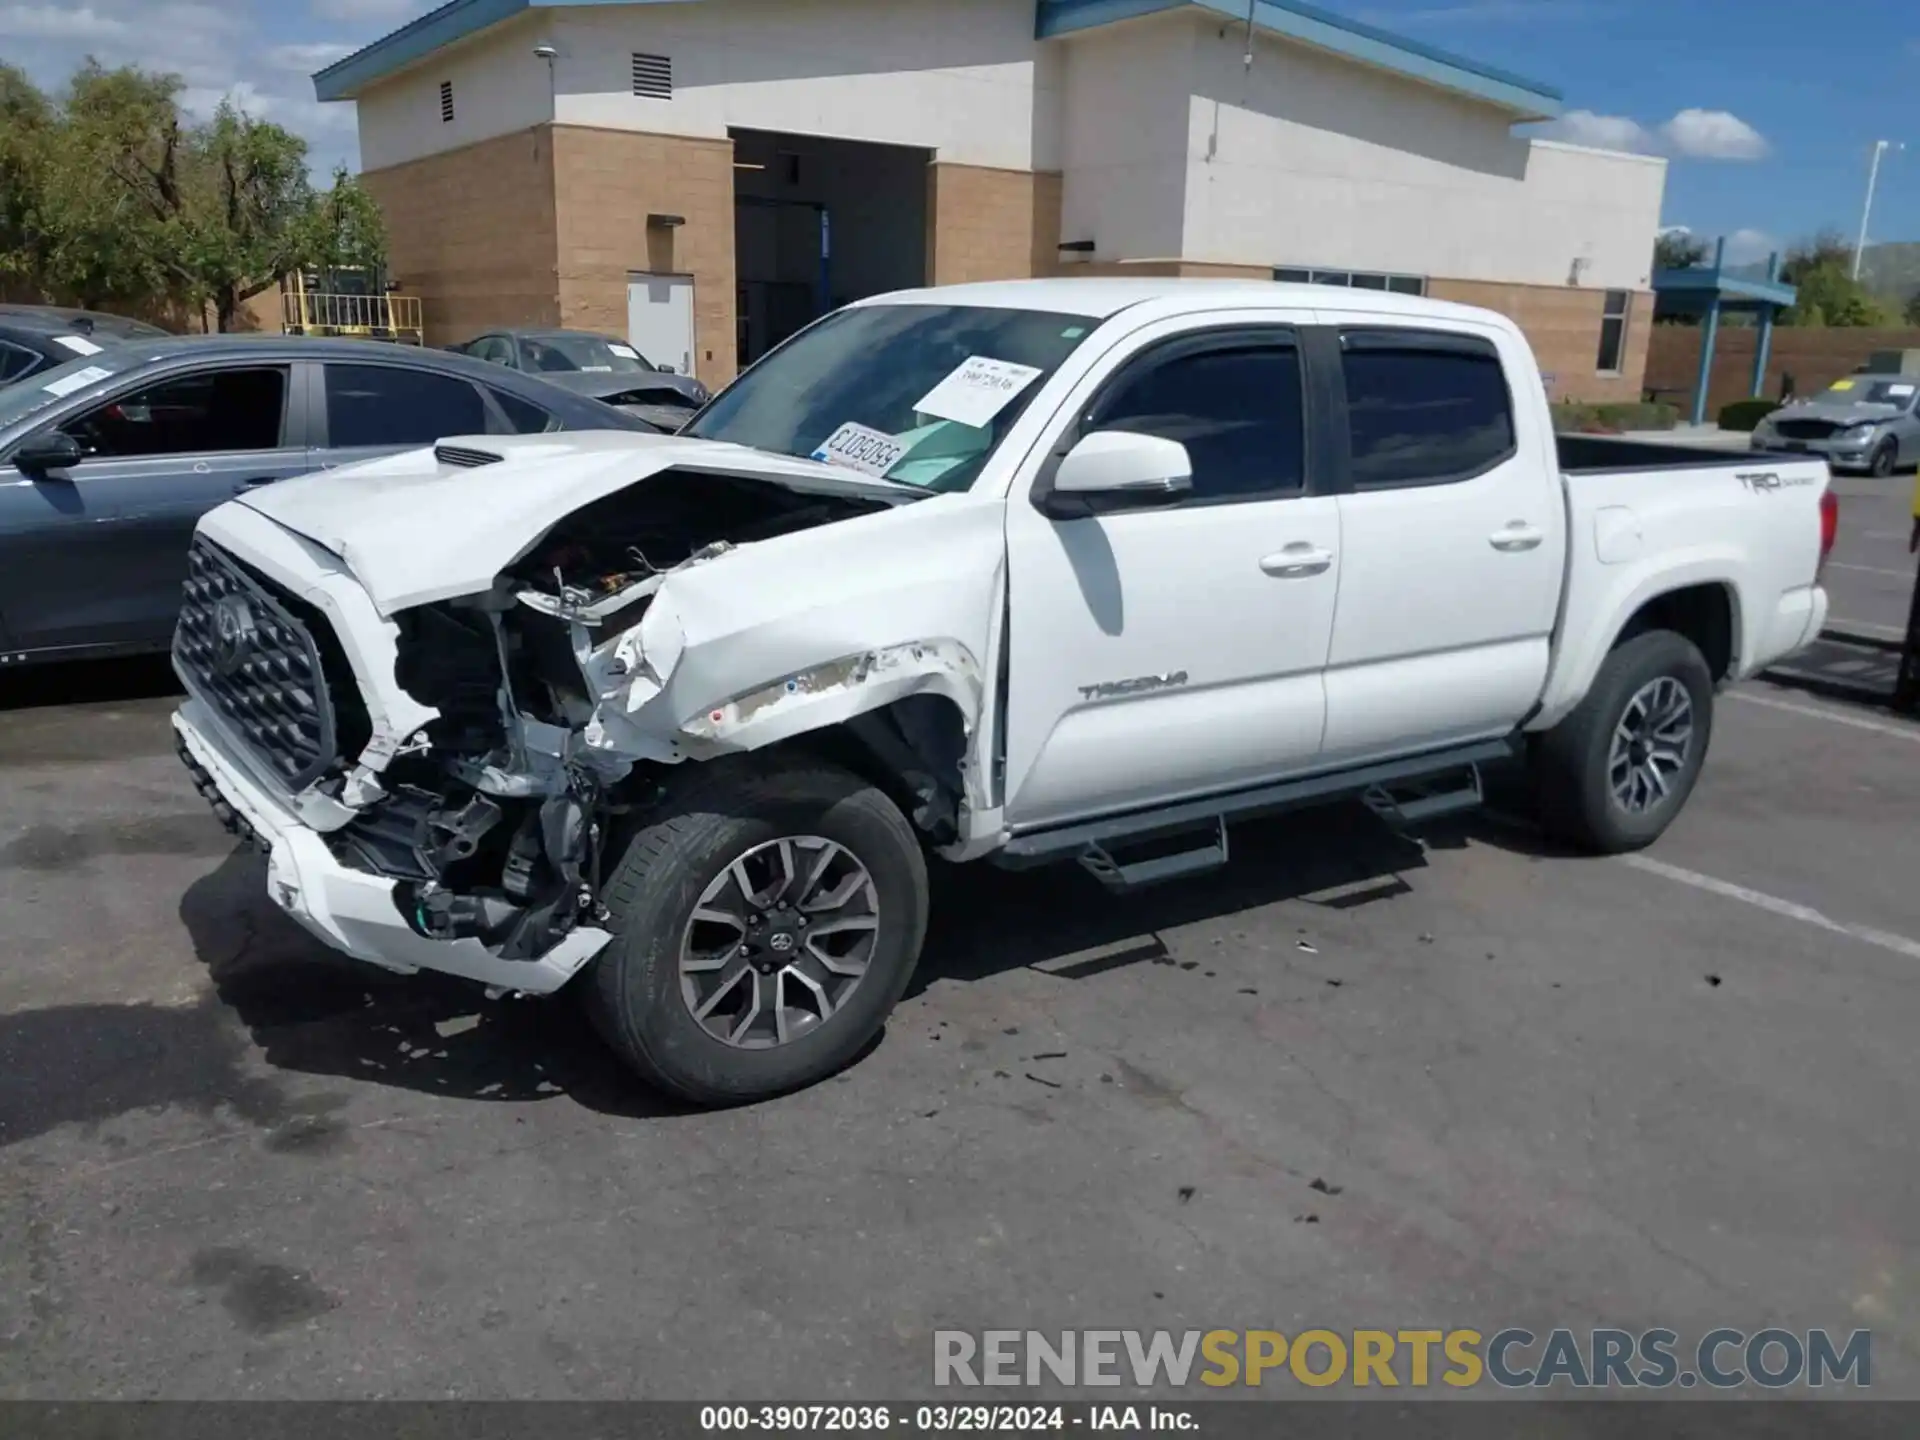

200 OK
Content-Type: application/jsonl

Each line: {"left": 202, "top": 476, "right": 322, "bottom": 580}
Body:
{"left": 174, "top": 537, "right": 339, "bottom": 790}
{"left": 1773, "top": 419, "right": 1842, "bottom": 440}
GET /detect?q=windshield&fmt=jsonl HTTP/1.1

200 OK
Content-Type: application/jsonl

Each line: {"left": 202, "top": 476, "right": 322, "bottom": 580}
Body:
{"left": 1861, "top": 381, "right": 1918, "bottom": 408}
{"left": 682, "top": 303, "right": 1099, "bottom": 492}
{"left": 0, "top": 350, "right": 139, "bottom": 430}
{"left": 522, "top": 334, "right": 652, "bottom": 374}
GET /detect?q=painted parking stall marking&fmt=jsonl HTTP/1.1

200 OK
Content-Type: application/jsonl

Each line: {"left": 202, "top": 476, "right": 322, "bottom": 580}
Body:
{"left": 1621, "top": 854, "right": 1920, "bottom": 963}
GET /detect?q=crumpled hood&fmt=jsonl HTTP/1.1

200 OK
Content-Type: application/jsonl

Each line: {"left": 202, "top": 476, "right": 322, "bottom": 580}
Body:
{"left": 1771, "top": 399, "right": 1901, "bottom": 426}
{"left": 539, "top": 370, "right": 704, "bottom": 408}
{"left": 230, "top": 431, "right": 914, "bottom": 615}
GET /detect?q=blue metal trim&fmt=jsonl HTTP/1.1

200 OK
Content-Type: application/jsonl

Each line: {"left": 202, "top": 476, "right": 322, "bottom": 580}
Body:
{"left": 314, "top": 0, "right": 701, "bottom": 101}
{"left": 1652, "top": 269, "right": 1798, "bottom": 311}
{"left": 1037, "top": 0, "right": 1562, "bottom": 118}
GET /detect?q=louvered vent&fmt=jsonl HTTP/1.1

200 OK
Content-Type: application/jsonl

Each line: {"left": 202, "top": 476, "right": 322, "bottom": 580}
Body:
{"left": 438, "top": 80, "right": 454, "bottom": 123}
{"left": 631, "top": 53, "right": 671, "bottom": 99}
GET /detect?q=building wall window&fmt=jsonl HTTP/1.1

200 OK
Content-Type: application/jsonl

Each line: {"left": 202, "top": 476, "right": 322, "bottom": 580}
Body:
{"left": 1275, "top": 267, "right": 1425, "bottom": 296}
{"left": 1596, "top": 289, "right": 1630, "bottom": 373}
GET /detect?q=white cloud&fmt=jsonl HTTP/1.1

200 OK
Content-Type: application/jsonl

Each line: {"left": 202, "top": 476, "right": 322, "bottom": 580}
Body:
{"left": 265, "top": 41, "right": 354, "bottom": 73}
{"left": 1721, "top": 228, "right": 1780, "bottom": 266}
{"left": 1539, "top": 109, "right": 1656, "bottom": 153}
{"left": 311, "top": 0, "right": 426, "bottom": 19}
{"left": 1660, "top": 108, "right": 1770, "bottom": 161}
{"left": 0, "top": 4, "right": 129, "bottom": 40}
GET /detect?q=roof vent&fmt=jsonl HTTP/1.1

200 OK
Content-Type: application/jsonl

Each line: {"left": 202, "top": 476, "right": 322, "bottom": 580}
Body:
{"left": 434, "top": 443, "right": 502, "bottom": 469}
{"left": 438, "top": 80, "right": 454, "bottom": 123}
{"left": 631, "top": 53, "right": 671, "bottom": 100}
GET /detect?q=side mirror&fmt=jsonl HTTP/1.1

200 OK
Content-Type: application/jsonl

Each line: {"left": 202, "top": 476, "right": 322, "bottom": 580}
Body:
{"left": 13, "top": 430, "right": 83, "bottom": 475}
{"left": 656, "top": 363, "right": 679, "bottom": 375}
{"left": 1037, "top": 430, "right": 1193, "bottom": 519}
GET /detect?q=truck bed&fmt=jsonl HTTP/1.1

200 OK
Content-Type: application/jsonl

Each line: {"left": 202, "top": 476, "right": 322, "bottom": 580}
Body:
{"left": 1557, "top": 433, "right": 1767, "bottom": 474}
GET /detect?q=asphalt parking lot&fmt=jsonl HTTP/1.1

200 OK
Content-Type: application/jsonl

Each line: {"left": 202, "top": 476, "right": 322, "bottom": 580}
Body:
{"left": 1, "top": 653, "right": 1917, "bottom": 1403}
{"left": 1822, "top": 470, "right": 1917, "bottom": 643}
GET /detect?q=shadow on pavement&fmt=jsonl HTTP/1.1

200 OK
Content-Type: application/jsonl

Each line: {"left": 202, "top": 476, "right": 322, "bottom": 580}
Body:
{"left": 0, "top": 655, "right": 182, "bottom": 714}
{"left": 1762, "top": 631, "right": 1903, "bottom": 707}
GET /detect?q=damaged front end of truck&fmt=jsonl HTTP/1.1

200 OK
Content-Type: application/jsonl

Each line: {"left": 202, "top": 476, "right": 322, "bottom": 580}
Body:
{"left": 174, "top": 438, "right": 1005, "bottom": 982}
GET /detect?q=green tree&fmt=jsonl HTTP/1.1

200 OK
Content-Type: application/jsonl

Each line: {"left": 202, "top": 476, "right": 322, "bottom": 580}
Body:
{"left": 1780, "top": 230, "right": 1886, "bottom": 327}
{"left": 1903, "top": 288, "right": 1920, "bottom": 326}
{"left": 0, "top": 61, "right": 389, "bottom": 328}
{"left": 1653, "top": 230, "right": 1707, "bottom": 271}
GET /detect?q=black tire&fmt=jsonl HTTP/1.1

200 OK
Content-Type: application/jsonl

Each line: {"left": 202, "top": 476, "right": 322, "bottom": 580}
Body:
{"left": 583, "top": 757, "right": 929, "bottom": 1105}
{"left": 1870, "top": 439, "right": 1898, "bottom": 478}
{"left": 1530, "top": 629, "right": 1714, "bottom": 854}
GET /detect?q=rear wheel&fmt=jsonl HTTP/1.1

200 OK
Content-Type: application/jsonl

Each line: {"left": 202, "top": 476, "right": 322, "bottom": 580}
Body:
{"left": 584, "top": 758, "right": 929, "bottom": 1105}
{"left": 1531, "top": 629, "right": 1714, "bottom": 853}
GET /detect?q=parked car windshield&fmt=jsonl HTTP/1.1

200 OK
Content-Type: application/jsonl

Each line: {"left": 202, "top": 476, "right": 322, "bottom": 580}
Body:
{"left": 1858, "top": 381, "right": 1918, "bottom": 408}
{"left": 682, "top": 303, "right": 1098, "bottom": 492}
{"left": 523, "top": 334, "right": 653, "bottom": 374}
{"left": 0, "top": 349, "right": 142, "bottom": 431}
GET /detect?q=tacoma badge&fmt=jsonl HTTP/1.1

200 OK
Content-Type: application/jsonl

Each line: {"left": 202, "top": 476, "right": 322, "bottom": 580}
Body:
{"left": 1078, "top": 670, "right": 1190, "bottom": 702}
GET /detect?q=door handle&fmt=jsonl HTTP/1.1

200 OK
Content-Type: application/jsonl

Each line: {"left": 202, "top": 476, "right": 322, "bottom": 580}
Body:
{"left": 1259, "top": 544, "right": 1334, "bottom": 578}
{"left": 1490, "top": 521, "right": 1545, "bottom": 552}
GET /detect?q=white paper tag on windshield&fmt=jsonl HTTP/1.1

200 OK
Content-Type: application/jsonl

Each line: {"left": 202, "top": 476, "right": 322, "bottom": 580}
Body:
{"left": 912, "top": 355, "right": 1043, "bottom": 429}
{"left": 607, "top": 343, "right": 639, "bottom": 360}
{"left": 53, "top": 334, "right": 103, "bottom": 356}
{"left": 580, "top": 364, "right": 613, "bottom": 372}
{"left": 812, "top": 422, "right": 905, "bottom": 477}
{"left": 42, "top": 364, "right": 112, "bottom": 397}
{"left": 1888, "top": 384, "right": 1915, "bottom": 397}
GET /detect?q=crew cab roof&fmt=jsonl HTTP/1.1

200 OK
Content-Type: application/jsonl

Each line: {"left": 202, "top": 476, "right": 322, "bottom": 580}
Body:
{"left": 854, "top": 277, "right": 1506, "bottom": 329}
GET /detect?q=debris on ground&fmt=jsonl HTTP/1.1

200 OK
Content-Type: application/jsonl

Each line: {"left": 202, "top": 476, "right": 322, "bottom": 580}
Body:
{"left": 1419, "top": 933, "right": 1435, "bottom": 945}
{"left": 1294, "top": 1213, "right": 1320, "bottom": 1224}
{"left": 1296, "top": 940, "right": 1319, "bottom": 954}
{"left": 1309, "top": 1178, "right": 1343, "bottom": 1196}
{"left": 1325, "top": 979, "right": 1344, "bottom": 988}
{"left": 1706, "top": 974, "right": 1723, "bottom": 987}
{"left": 1025, "top": 1072, "right": 1062, "bottom": 1089}
{"left": 1238, "top": 987, "right": 1258, "bottom": 996}
{"left": 1177, "top": 1186, "right": 1196, "bottom": 1204}
{"left": 1031, "top": 1051, "right": 1067, "bottom": 1061}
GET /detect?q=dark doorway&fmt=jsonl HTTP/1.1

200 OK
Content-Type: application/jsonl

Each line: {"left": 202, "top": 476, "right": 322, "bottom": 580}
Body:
{"left": 731, "top": 128, "right": 931, "bottom": 368}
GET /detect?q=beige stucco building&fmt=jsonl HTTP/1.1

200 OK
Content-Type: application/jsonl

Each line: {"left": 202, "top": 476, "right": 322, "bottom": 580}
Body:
{"left": 318, "top": 0, "right": 1668, "bottom": 400}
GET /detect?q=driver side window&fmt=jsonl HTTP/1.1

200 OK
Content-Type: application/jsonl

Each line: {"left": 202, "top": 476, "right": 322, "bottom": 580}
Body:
{"left": 1084, "top": 332, "right": 1306, "bottom": 503}
{"left": 63, "top": 367, "right": 288, "bottom": 459}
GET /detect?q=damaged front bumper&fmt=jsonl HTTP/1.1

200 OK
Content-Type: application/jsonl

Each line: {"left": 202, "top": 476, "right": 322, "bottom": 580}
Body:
{"left": 175, "top": 699, "right": 612, "bottom": 994}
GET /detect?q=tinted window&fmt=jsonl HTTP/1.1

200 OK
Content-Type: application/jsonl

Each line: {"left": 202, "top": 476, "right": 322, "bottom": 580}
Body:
{"left": 0, "top": 342, "right": 41, "bottom": 383}
{"left": 1341, "top": 336, "right": 1514, "bottom": 488}
{"left": 65, "top": 367, "right": 286, "bottom": 458}
{"left": 1088, "top": 340, "right": 1305, "bottom": 501}
{"left": 471, "top": 336, "right": 514, "bottom": 366}
{"left": 326, "top": 364, "right": 486, "bottom": 448}
{"left": 492, "top": 387, "right": 555, "bottom": 435}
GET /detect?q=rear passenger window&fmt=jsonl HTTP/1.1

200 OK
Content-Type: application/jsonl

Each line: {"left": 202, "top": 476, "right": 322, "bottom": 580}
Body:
{"left": 1340, "top": 332, "right": 1515, "bottom": 488}
{"left": 1088, "top": 339, "right": 1305, "bottom": 501}
{"left": 491, "top": 388, "right": 555, "bottom": 435}
{"left": 325, "top": 364, "right": 487, "bottom": 448}
{"left": 0, "top": 342, "right": 40, "bottom": 382}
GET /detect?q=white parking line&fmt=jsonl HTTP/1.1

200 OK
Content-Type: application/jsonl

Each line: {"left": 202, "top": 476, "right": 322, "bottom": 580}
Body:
{"left": 1829, "top": 562, "right": 1916, "bottom": 580}
{"left": 1864, "top": 531, "right": 1910, "bottom": 540}
{"left": 1621, "top": 855, "right": 1920, "bottom": 963}
{"left": 1729, "top": 691, "right": 1920, "bottom": 743}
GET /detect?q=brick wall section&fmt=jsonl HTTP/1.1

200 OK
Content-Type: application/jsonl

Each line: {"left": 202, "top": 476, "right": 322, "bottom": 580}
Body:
{"left": 551, "top": 126, "right": 738, "bottom": 387}
{"left": 360, "top": 129, "right": 560, "bottom": 345}
{"left": 926, "top": 164, "right": 1063, "bottom": 286}
{"left": 1428, "top": 279, "right": 1653, "bottom": 404}
{"left": 1645, "top": 326, "right": 1920, "bottom": 418}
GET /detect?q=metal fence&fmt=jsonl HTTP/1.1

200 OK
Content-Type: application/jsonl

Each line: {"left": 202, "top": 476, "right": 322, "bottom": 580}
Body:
{"left": 281, "top": 291, "right": 423, "bottom": 344}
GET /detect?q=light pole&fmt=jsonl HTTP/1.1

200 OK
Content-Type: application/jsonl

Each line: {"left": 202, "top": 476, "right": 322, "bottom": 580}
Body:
{"left": 1853, "top": 139, "right": 1902, "bottom": 281}
{"left": 533, "top": 42, "right": 557, "bottom": 119}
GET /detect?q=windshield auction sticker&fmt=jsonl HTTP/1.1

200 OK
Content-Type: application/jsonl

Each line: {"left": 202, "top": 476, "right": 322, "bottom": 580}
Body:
{"left": 914, "top": 355, "right": 1044, "bottom": 429}
{"left": 813, "top": 421, "right": 906, "bottom": 477}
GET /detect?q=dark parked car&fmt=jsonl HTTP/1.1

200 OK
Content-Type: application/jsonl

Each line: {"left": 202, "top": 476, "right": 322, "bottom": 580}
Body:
{"left": 452, "top": 327, "right": 709, "bottom": 429}
{"left": 0, "top": 313, "right": 144, "bottom": 387}
{"left": 0, "top": 336, "right": 655, "bottom": 667}
{"left": 0, "top": 304, "right": 169, "bottom": 343}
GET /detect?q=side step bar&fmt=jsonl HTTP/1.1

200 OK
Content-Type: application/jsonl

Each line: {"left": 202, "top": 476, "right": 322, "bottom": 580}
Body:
{"left": 995, "top": 737, "right": 1517, "bottom": 889}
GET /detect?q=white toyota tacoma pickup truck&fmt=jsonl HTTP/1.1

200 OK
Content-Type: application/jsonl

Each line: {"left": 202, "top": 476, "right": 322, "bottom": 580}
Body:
{"left": 172, "top": 280, "right": 1835, "bottom": 1104}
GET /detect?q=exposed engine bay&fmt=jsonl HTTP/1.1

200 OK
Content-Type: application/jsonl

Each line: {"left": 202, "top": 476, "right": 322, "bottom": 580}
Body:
{"left": 310, "top": 469, "right": 944, "bottom": 962}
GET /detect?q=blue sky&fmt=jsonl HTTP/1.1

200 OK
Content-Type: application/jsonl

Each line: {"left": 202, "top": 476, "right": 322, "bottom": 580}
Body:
{"left": 2, "top": 0, "right": 1914, "bottom": 261}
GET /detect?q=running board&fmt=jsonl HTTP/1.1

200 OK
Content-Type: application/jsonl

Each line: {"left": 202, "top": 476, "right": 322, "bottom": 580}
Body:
{"left": 1077, "top": 818, "right": 1229, "bottom": 893}
{"left": 1361, "top": 766, "right": 1484, "bottom": 829}
{"left": 994, "top": 738, "right": 1518, "bottom": 872}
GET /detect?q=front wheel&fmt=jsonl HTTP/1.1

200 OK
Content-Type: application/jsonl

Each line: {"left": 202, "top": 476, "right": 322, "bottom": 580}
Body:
{"left": 584, "top": 759, "right": 930, "bottom": 1105}
{"left": 1530, "top": 629, "right": 1715, "bottom": 853}
{"left": 1869, "top": 438, "right": 1898, "bottom": 478}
